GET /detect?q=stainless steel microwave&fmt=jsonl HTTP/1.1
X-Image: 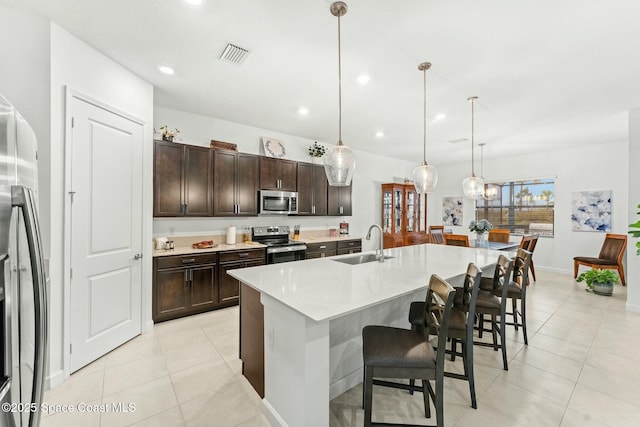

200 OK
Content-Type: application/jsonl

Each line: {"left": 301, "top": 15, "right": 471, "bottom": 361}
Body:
{"left": 259, "top": 190, "right": 298, "bottom": 215}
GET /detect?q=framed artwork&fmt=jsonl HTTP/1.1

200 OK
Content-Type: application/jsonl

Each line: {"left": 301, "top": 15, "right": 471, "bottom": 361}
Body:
{"left": 571, "top": 190, "right": 612, "bottom": 232}
{"left": 442, "top": 196, "right": 463, "bottom": 226}
{"left": 262, "top": 137, "right": 287, "bottom": 158}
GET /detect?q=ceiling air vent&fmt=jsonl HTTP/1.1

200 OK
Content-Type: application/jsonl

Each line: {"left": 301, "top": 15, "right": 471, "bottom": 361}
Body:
{"left": 448, "top": 138, "right": 468, "bottom": 144}
{"left": 219, "top": 43, "right": 249, "bottom": 64}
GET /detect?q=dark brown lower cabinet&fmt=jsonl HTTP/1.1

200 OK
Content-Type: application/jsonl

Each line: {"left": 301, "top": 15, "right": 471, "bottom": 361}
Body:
{"left": 305, "top": 239, "right": 362, "bottom": 259}
{"left": 219, "top": 249, "right": 266, "bottom": 303}
{"left": 153, "top": 248, "right": 265, "bottom": 323}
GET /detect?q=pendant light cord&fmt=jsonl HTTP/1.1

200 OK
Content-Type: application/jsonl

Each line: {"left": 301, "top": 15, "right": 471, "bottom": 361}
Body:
{"left": 423, "top": 66, "right": 427, "bottom": 165}
{"left": 469, "top": 96, "right": 477, "bottom": 177}
{"left": 337, "top": 12, "right": 343, "bottom": 146}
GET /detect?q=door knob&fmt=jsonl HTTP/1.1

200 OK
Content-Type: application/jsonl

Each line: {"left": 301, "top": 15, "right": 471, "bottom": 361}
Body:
{"left": 133, "top": 253, "right": 143, "bottom": 260}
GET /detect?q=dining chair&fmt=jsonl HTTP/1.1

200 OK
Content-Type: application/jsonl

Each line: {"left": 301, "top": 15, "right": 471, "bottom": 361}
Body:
{"left": 573, "top": 233, "right": 627, "bottom": 286}
{"left": 429, "top": 225, "right": 445, "bottom": 244}
{"left": 362, "top": 274, "right": 456, "bottom": 427}
{"left": 444, "top": 234, "right": 470, "bottom": 247}
{"left": 494, "top": 248, "right": 532, "bottom": 345}
{"left": 488, "top": 229, "right": 510, "bottom": 243}
{"left": 408, "top": 263, "right": 482, "bottom": 409}
{"left": 513, "top": 234, "right": 538, "bottom": 284}
{"left": 475, "top": 254, "right": 514, "bottom": 370}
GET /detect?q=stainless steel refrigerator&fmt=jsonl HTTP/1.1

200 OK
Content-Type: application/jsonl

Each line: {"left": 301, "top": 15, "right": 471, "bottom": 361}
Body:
{"left": 0, "top": 95, "right": 48, "bottom": 427}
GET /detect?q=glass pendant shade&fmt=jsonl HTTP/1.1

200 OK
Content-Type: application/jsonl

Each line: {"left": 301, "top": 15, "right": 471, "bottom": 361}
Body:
{"left": 484, "top": 184, "right": 499, "bottom": 200}
{"left": 412, "top": 163, "right": 438, "bottom": 194}
{"left": 463, "top": 175, "right": 484, "bottom": 198}
{"left": 324, "top": 2, "right": 356, "bottom": 187}
{"left": 412, "top": 61, "right": 438, "bottom": 194}
{"left": 324, "top": 143, "right": 355, "bottom": 186}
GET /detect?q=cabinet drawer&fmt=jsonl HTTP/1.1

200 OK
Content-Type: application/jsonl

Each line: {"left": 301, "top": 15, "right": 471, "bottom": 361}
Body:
{"left": 156, "top": 253, "right": 218, "bottom": 269}
{"left": 306, "top": 241, "right": 338, "bottom": 252}
{"left": 337, "top": 247, "right": 361, "bottom": 256}
{"left": 305, "top": 250, "right": 337, "bottom": 259}
{"left": 337, "top": 239, "right": 361, "bottom": 249}
{"left": 219, "top": 248, "right": 266, "bottom": 263}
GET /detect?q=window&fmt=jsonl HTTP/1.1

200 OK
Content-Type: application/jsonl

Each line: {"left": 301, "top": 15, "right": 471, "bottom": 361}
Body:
{"left": 476, "top": 178, "right": 555, "bottom": 236}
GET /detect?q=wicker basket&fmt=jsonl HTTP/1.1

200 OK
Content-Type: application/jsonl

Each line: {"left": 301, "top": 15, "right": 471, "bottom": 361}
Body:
{"left": 210, "top": 140, "right": 238, "bottom": 151}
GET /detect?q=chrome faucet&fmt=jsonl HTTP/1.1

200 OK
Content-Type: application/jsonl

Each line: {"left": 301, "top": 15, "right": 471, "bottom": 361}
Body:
{"left": 366, "top": 224, "right": 385, "bottom": 262}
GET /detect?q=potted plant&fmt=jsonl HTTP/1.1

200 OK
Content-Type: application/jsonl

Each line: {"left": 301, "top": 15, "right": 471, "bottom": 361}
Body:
{"left": 308, "top": 141, "right": 326, "bottom": 162}
{"left": 629, "top": 203, "right": 640, "bottom": 255}
{"left": 158, "top": 125, "right": 180, "bottom": 142}
{"left": 469, "top": 219, "right": 493, "bottom": 244}
{"left": 576, "top": 268, "right": 620, "bottom": 296}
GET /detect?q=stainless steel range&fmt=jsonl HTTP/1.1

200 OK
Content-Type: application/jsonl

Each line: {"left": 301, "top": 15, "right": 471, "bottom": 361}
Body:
{"left": 252, "top": 226, "right": 307, "bottom": 264}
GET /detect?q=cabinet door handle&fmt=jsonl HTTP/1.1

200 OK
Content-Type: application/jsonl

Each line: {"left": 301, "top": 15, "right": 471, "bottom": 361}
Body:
{"left": 340, "top": 206, "right": 344, "bottom": 215}
{"left": 184, "top": 204, "right": 188, "bottom": 214}
{"left": 184, "top": 270, "right": 189, "bottom": 283}
{"left": 182, "top": 258, "right": 196, "bottom": 264}
{"left": 312, "top": 206, "right": 315, "bottom": 214}
{"left": 238, "top": 253, "right": 249, "bottom": 258}
{"left": 319, "top": 245, "right": 327, "bottom": 249}
{"left": 321, "top": 253, "right": 325, "bottom": 258}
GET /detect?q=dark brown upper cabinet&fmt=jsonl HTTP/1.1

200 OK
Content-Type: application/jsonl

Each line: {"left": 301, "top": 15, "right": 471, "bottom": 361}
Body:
{"left": 213, "top": 150, "right": 259, "bottom": 216}
{"left": 259, "top": 157, "right": 297, "bottom": 191}
{"left": 328, "top": 183, "right": 353, "bottom": 216}
{"left": 297, "top": 162, "right": 328, "bottom": 216}
{"left": 153, "top": 140, "right": 212, "bottom": 217}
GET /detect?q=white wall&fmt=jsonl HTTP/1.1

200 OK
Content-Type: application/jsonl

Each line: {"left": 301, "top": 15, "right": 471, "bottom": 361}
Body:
{"left": 50, "top": 24, "right": 154, "bottom": 386}
{"left": 627, "top": 109, "right": 640, "bottom": 312}
{"left": 427, "top": 141, "right": 629, "bottom": 274}
{"left": 153, "top": 106, "right": 417, "bottom": 252}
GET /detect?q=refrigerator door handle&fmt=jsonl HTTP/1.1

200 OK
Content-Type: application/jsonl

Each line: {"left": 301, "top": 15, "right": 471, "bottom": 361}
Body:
{"left": 11, "top": 185, "right": 48, "bottom": 427}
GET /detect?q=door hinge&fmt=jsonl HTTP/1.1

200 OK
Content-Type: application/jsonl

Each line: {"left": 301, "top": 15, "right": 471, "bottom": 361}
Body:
{"left": 71, "top": 117, "right": 75, "bottom": 128}
{"left": 70, "top": 268, "right": 73, "bottom": 279}
{"left": 70, "top": 343, "right": 73, "bottom": 354}
{"left": 69, "top": 191, "right": 76, "bottom": 203}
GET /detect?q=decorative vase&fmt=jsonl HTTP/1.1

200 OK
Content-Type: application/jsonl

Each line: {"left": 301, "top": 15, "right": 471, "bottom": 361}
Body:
{"left": 476, "top": 232, "right": 487, "bottom": 247}
{"left": 162, "top": 135, "right": 174, "bottom": 142}
{"left": 592, "top": 281, "right": 614, "bottom": 296}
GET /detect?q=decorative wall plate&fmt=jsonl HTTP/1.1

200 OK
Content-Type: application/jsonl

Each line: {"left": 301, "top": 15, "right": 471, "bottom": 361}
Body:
{"left": 262, "top": 137, "right": 287, "bottom": 158}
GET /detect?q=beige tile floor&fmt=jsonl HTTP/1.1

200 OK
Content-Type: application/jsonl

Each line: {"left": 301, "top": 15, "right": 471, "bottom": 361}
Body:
{"left": 41, "top": 270, "right": 640, "bottom": 427}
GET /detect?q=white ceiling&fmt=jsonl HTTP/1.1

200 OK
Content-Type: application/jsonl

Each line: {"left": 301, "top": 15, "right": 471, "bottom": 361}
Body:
{"left": 6, "top": 0, "right": 640, "bottom": 164}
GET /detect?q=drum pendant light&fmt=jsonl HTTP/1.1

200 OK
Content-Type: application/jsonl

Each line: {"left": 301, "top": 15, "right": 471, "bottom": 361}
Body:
{"left": 462, "top": 96, "right": 484, "bottom": 198}
{"left": 324, "top": 1, "right": 356, "bottom": 187}
{"left": 411, "top": 62, "right": 438, "bottom": 194}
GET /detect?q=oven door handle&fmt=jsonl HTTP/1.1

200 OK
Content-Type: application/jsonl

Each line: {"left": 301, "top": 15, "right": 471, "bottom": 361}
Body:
{"left": 266, "top": 245, "right": 307, "bottom": 254}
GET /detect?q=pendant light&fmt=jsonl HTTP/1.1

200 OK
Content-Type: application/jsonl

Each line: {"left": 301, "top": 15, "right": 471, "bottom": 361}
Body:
{"left": 462, "top": 96, "right": 484, "bottom": 198}
{"left": 324, "top": 1, "right": 356, "bottom": 187}
{"left": 411, "top": 62, "right": 438, "bottom": 194}
{"left": 478, "top": 142, "right": 498, "bottom": 201}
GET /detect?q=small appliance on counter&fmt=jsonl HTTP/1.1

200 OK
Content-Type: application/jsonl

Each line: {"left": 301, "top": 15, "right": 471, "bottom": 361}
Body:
{"left": 340, "top": 222, "right": 349, "bottom": 235}
{"left": 252, "top": 226, "right": 306, "bottom": 264}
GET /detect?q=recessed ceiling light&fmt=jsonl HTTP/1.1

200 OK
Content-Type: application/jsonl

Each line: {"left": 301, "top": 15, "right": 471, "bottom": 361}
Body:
{"left": 158, "top": 65, "right": 175, "bottom": 75}
{"left": 183, "top": 0, "right": 204, "bottom": 5}
{"left": 375, "top": 131, "right": 385, "bottom": 138}
{"left": 356, "top": 74, "right": 370, "bottom": 85}
{"left": 434, "top": 113, "right": 447, "bottom": 121}
{"left": 298, "top": 107, "right": 309, "bottom": 115}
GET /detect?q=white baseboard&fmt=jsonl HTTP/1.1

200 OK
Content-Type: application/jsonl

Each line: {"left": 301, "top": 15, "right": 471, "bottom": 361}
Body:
{"left": 330, "top": 368, "right": 362, "bottom": 400}
{"left": 47, "top": 369, "right": 65, "bottom": 390}
{"left": 263, "top": 398, "right": 289, "bottom": 427}
{"left": 625, "top": 302, "right": 640, "bottom": 313}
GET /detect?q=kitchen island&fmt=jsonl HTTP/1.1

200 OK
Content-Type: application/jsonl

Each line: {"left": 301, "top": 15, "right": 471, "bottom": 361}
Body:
{"left": 230, "top": 243, "right": 502, "bottom": 427}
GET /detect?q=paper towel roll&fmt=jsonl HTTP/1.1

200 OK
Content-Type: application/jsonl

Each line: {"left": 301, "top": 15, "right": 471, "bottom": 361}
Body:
{"left": 226, "top": 226, "right": 236, "bottom": 245}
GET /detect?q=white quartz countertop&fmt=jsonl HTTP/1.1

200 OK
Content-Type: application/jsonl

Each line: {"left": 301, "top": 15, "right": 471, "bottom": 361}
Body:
{"left": 229, "top": 244, "right": 502, "bottom": 322}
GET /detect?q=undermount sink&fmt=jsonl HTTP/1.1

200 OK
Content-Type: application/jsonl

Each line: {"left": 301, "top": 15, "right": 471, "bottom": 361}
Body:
{"left": 333, "top": 254, "right": 394, "bottom": 265}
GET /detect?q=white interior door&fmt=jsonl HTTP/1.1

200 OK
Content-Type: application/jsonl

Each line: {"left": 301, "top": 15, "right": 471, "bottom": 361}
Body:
{"left": 69, "top": 96, "right": 143, "bottom": 372}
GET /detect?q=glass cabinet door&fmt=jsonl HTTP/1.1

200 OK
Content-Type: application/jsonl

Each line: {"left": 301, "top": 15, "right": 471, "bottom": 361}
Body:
{"left": 383, "top": 189, "right": 392, "bottom": 233}
{"left": 394, "top": 188, "right": 403, "bottom": 233}
{"left": 405, "top": 188, "right": 416, "bottom": 233}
